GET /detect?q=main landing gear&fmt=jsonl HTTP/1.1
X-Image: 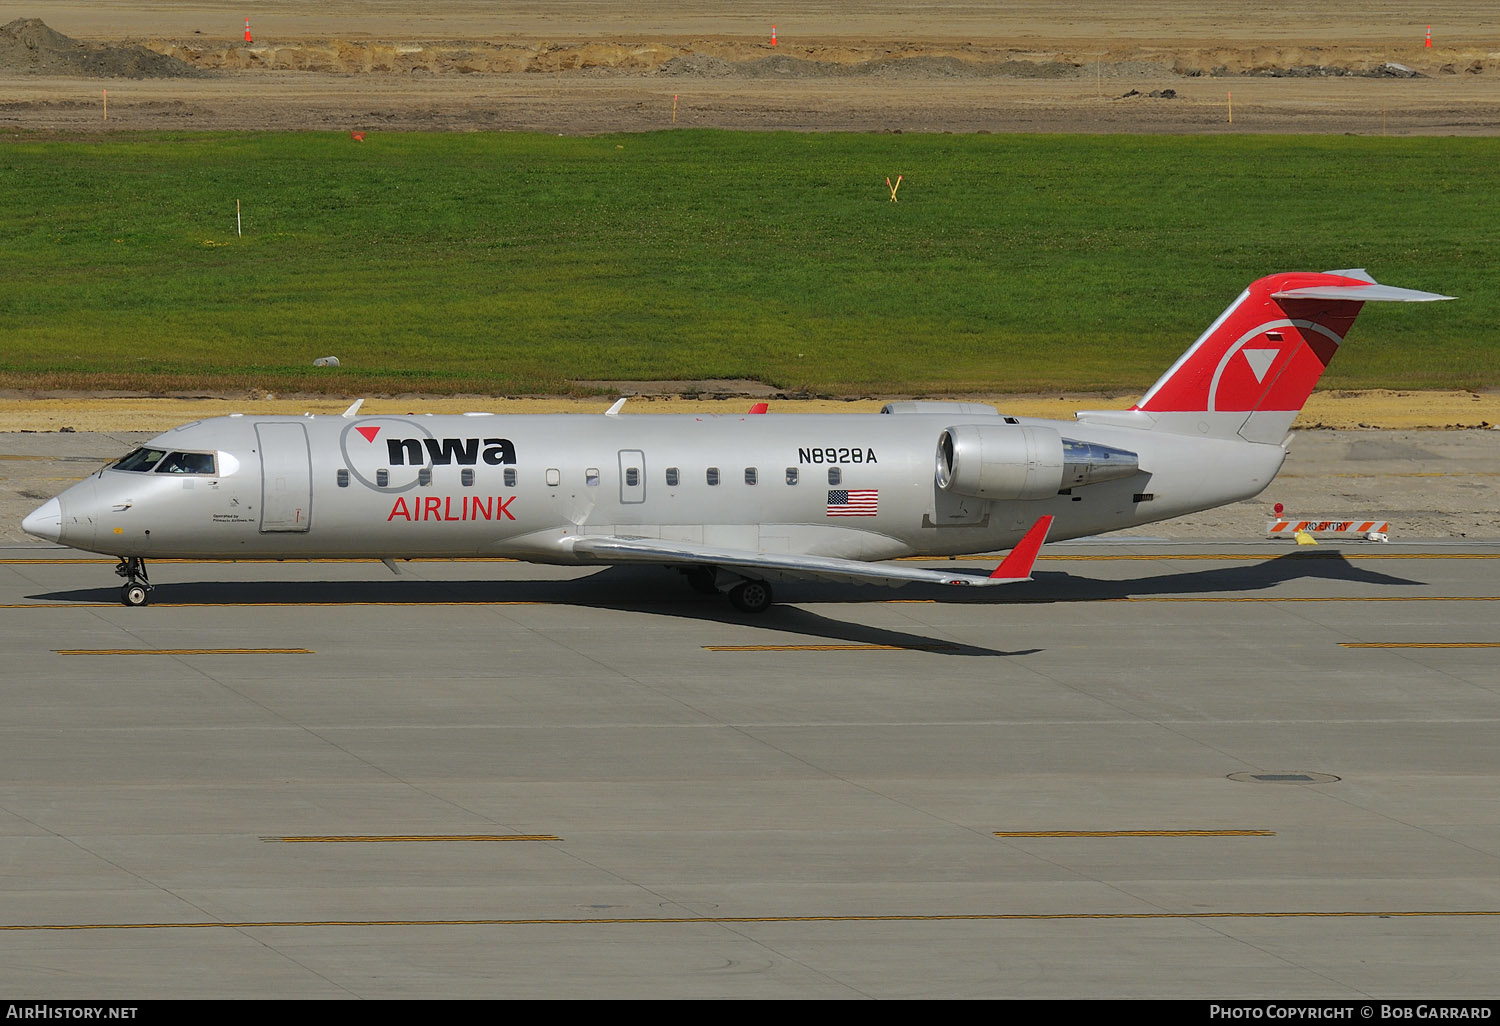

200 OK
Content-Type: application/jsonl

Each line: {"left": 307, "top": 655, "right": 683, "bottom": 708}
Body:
{"left": 114, "top": 557, "right": 152, "bottom": 607}
{"left": 679, "top": 567, "right": 775, "bottom": 613}
{"left": 681, "top": 567, "right": 719, "bottom": 595}
{"left": 726, "top": 578, "right": 774, "bottom": 614}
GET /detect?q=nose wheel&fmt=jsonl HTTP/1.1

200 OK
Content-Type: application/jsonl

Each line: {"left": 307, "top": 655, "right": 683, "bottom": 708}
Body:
{"left": 114, "top": 557, "right": 152, "bottom": 607}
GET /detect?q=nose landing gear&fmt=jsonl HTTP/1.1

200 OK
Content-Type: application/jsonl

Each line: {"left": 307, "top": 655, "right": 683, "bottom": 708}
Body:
{"left": 114, "top": 557, "right": 152, "bottom": 606}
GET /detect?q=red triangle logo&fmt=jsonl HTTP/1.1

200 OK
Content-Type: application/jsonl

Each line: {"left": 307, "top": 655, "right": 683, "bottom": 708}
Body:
{"left": 355, "top": 426, "right": 380, "bottom": 443}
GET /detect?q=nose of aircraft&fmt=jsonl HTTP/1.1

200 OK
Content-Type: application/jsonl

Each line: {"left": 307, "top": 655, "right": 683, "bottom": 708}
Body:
{"left": 22, "top": 497, "right": 63, "bottom": 543}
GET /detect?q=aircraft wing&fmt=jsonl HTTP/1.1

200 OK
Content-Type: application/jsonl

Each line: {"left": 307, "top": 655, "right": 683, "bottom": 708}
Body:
{"left": 569, "top": 515, "right": 1054, "bottom": 589}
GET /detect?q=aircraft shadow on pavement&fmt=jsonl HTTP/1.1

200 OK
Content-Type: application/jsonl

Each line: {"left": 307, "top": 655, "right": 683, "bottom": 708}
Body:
{"left": 30, "top": 565, "right": 1037, "bottom": 657}
{"left": 28, "top": 551, "right": 1419, "bottom": 656}
{"left": 1013, "top": 549, "right": 1426, "bottom": 603}
{"left": 28, "top": 551, "right": 1424, "bottom": 610}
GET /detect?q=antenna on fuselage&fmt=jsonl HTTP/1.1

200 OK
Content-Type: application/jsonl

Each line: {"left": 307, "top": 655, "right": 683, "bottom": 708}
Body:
{"left": 342, "top": 399, "right": 365, "bottom": 419}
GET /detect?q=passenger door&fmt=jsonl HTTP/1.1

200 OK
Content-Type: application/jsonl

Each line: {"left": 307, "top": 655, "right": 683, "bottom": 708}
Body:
{"left": 256, "top": 422, "right": 313, "bottom": 532}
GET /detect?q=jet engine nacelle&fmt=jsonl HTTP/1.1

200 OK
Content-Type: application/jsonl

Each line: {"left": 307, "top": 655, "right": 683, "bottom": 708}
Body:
{"left": 935, "top": 424, "right": 1140, "bottom": 501}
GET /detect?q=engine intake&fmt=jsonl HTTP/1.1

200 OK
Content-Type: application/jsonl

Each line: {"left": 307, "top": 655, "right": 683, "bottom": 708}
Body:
{"left": 935, "top": 424, "right": 1139, "bottom": 500}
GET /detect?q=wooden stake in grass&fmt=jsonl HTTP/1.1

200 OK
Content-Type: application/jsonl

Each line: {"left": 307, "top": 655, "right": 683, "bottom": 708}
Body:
{"left": 102, "top": 89, "right": 106, "bottom": 122}
{"left": 1228, "top": 91, "right": 1233, "bottom": 124}
{"left": 672, "top": 94, "right": 678, "bottom": 124}
{"left": 886, "top": 174, "right": 902, "bottom": 202}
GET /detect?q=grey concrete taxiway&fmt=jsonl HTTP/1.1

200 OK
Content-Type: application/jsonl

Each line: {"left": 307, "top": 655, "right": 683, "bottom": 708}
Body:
{"left": 2, "top": 539, "right": 1499, "bottom": 999}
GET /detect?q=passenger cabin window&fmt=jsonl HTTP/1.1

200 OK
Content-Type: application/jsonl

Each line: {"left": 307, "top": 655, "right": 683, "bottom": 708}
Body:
{"left": 586, "top": 468, "right": 600, "bottom": 487}
{"left": 706, "top": 467, "right": 720, "bottom": 486}
{"left": 665, "top": 467, "right": 680, "bottom": 487}
{"left": 744, "top": 467, "right": 757, "bottom": 485}
{"left": 625, "top": 467, "right": 639, "bottom": 487}
{"left": 418, "top": 468, "right": 433, "bottom": 486}
{"left": 828, "top": 467, "right": 842, "bottom": 486}
{"left": 337, "top": 469, "right": 350, "bottom": 488}
{"left": 546, "top": 468, "right": 560, "bottom": 486}
{"left": 504, "top": 468, "right": 517, "bottom": 488}
{"left": 376, "top": 469, "right": 389, "bottom": 487}
{"left": 461, "top": 468, "right": 475, "bottom": 487}
{"left": 111, "top": 448, "right": 168, "bottom": 472}
{"left": 785, "top": 467, "right": 798, "bottom": 485}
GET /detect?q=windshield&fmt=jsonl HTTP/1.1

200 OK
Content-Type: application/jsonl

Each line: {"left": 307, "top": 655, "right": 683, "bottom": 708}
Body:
{"left": 155, "top": 451, "right": 217, "bottom": 475}
{"left": 109, "top": 448, "right": 217, "bottom": 475}
{"left": 111, "top": 447, "right": 167, "bottom": 472}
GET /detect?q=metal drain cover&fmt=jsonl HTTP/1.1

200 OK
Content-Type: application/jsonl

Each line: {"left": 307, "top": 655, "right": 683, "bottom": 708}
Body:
{"left": 1228, "top": 771, "right": 1341, "bottom": 784}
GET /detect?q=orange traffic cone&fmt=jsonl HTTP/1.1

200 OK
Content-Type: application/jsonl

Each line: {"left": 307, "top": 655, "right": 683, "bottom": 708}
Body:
{"left": 350, "top": 131, "right": 365, "bottom": 142}
{"left": 1425, "top": 25, "right": 1432, "bottom": 48}
{"left": 771, "top": 25, "right": 778, "bottom": 47}
{"left": 244, "top": 18, "right": 252, "bottom": 43}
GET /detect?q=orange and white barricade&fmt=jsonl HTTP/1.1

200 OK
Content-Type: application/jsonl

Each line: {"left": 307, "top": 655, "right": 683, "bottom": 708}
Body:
{"left": 1268, "top": 518, "right": 1389, "bottom": 541}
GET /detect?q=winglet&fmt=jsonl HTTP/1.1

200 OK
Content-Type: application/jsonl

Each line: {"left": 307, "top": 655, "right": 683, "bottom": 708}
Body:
{"left": 989, "top": 515, "right": 1054, "bottom": 581}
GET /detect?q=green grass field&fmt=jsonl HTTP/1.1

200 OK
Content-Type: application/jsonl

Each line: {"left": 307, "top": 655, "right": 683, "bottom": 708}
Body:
{"left": 0, "top": 130, "right": 1492, "bottom": 395}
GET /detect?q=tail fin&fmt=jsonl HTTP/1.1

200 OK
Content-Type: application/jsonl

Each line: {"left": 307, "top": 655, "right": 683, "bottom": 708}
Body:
{"left": 1124, "top": 270, "right": 1451, "bottom": 442}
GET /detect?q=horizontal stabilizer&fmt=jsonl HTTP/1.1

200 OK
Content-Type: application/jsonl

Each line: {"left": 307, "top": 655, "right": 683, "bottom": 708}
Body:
{"left": 1272, "top": 282, "right": 1454, "bottom": 303}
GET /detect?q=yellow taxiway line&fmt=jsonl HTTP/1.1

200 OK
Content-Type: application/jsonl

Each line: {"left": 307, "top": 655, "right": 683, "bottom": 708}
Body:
{"left": 1339, "top": 642, "right": 1500, "bottom": 649}
{"left": 995, "top": 830, "right": 1274, "bottom": 837}
{"left": 53, "top": 647, "right": 313, "bottom": 655}
{"left": 705, "top": 643, "right": 957, "bottom": 652}
{"left": 262, "top": 835, "right": 560, "bottom": 843}
{"left": 5, "top": 909, "right": 1500, "bottom": 931}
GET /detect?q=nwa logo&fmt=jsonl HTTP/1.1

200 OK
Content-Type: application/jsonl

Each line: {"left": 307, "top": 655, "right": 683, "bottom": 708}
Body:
{"left": 1207, "top": 319, "right": 1338, "bottom": 412}
{"left": 340, "top": 419, "right": 516, "bottom": 493}
{"left": 380, "top": 435, "right": 516, "bottom": 466}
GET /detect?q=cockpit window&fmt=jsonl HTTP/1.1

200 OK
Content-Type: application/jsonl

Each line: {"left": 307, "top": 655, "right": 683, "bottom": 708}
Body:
{"left": 154, "top": 451, "right": 217, "bottom": 475}
{"left": 111, "top": 448, "right": 167, "bottom": 472}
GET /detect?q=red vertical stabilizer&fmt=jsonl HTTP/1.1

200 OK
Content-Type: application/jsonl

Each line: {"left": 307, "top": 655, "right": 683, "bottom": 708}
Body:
{"left": 1127, "top": 270, "right": 1450, "bottom": 441}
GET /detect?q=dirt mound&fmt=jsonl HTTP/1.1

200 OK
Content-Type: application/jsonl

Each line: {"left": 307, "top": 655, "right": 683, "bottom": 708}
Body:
{"left": 130, "top": 33, "right": 1488, "bottom": 82}
{"left": 0, "top": 18, "right": 202, "bottom": 79}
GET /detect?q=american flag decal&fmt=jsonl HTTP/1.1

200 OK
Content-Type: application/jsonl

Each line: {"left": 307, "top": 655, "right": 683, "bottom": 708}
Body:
{"left": 827, "top": 489, "right": 878, "bottom": 517}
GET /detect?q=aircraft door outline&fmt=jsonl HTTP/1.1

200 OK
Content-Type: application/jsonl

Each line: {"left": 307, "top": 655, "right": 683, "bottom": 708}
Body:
{"left": 256, "top": 422, "right": 313, "bottom": 532}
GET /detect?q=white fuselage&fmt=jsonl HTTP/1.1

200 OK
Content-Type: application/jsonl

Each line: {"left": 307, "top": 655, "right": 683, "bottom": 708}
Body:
{"left": 40, "top": 409, "right": 1286, "bottom": 563}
